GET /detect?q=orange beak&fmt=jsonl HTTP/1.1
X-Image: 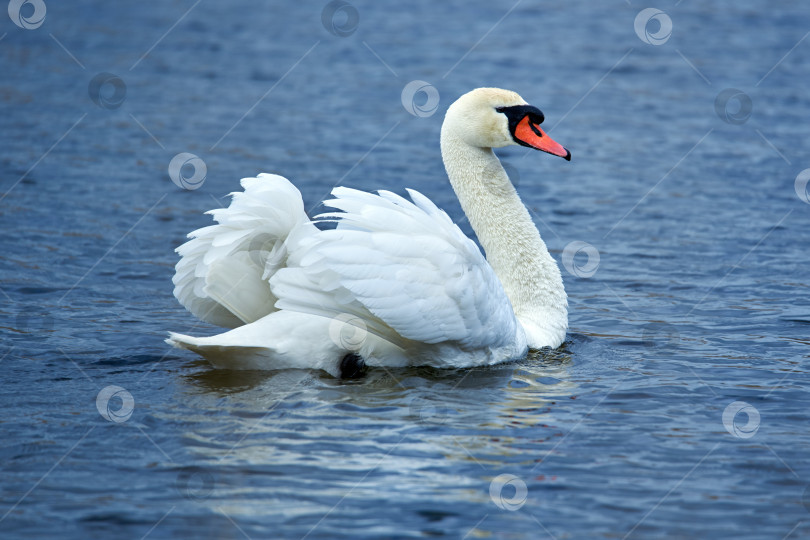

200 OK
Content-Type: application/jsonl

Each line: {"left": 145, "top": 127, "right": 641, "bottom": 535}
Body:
{"left": 514, "top": 115, "right": 571, "bottom": 161}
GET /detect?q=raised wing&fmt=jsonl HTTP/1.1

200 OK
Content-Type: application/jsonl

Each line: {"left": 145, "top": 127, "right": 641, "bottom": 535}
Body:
{"left": 172, "top": 174, "right": 314, "bottom": 327}
{"left": 271, "top": 187, "right": 520, "bottom": 350}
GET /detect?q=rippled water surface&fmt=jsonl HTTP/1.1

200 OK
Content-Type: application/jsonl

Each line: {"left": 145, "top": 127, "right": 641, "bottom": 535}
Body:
{"left": 2, "top": 1, "right": 809, "bottom": 538}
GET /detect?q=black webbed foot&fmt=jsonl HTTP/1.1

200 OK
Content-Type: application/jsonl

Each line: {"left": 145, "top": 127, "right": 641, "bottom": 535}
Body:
{"left": 339, "top": 353, "right": 367, "bottom": 379}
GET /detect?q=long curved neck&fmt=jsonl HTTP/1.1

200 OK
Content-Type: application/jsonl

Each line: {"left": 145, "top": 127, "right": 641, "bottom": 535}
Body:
{"left": 440, "top": 127, "right": 568, "bottom": 348}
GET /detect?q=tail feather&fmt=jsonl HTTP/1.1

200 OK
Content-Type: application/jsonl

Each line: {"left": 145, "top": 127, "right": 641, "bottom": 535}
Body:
{"left": 165, "top": 311, "right": 348, "bottom": 377}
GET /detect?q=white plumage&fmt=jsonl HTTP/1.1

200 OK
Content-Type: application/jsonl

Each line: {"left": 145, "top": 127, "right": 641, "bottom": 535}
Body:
{"left": 167, "top": 88, "right": 571, "bottom": 377}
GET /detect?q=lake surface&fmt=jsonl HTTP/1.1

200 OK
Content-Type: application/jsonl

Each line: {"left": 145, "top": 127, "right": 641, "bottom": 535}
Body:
{"left": 2, "top": 1, "right": 809, "bottom": 538}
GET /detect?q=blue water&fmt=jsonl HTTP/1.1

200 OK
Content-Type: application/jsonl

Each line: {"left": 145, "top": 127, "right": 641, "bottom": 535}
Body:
{"left": 2, "top": 1, "right": 809, "bottom": 538}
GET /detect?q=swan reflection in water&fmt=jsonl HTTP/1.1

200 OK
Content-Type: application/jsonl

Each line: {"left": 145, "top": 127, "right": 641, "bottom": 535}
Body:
{"left": 168, "top": 349, "right": 573, "bottom": 523}
{"left": 175, "top": 344, "right": 575, "bottom": 467}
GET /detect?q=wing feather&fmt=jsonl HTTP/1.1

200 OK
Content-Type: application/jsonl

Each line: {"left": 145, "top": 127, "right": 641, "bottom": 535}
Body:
{"left": 172, "top": 174, "right": 313, "bottom": 327}
{"left": 272, "top": 187, "right": 519, "bottom": 350}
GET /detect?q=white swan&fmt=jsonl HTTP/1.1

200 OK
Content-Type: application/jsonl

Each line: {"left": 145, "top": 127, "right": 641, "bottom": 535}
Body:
{"left": 167, "top": 88, "right": 571, "bottom": 378}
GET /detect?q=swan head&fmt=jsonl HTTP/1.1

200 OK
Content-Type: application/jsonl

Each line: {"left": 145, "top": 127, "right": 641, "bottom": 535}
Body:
{"left": 443, "top": 87, "right": 571, "bottom": 161}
